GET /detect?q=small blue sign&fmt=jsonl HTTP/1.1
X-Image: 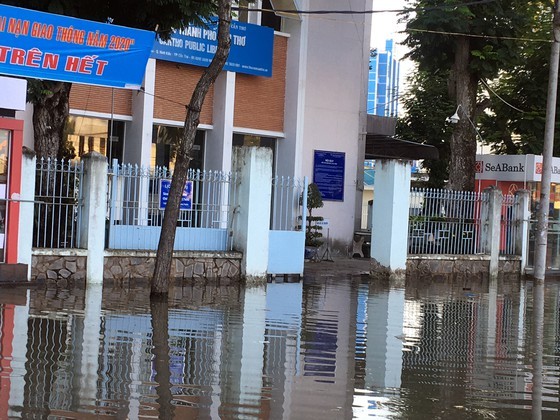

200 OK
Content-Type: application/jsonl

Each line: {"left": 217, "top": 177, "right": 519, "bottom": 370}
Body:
{"left": 151, "top": 20, "right": 274, "bottom": 77}
{"left": 313, "top": 150, "right": 345, "bottom": 201}
{"left": 0, "top": 4, "right": 154, "bottom": 88}
{"left": 159, "top": 179, "right": 193, "bottom": 211}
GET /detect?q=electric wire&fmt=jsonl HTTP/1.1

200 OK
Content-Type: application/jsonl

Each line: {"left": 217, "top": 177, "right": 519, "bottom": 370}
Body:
{"left": 232, "top": 0, "right": 497, "bottom": 15}
{"left": 480, "top": 79, "right": 527, "bottom": 113}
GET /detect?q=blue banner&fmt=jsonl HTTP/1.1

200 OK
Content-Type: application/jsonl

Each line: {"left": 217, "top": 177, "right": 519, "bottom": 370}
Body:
{"left": 313, "top": 150, "right": 345, "bottom": 201}
{"left": 0, "top": 4, "right": 154, "bottom": 88}
{"left": 151, "top": 20, "right": 274, "bottom": 77}
{"left": 159, "top": 179, "right": 193, "bottom": 211}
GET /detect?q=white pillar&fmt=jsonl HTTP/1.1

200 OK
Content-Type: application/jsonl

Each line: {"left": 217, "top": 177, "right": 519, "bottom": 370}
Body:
{"left": 125, "top": 58, "right": 156, "bottom": 167}
{"left": 206, "top": 71, "right": 235, "bottom": 172}
{"left": 232, "top": 146, "right": 272, "bottom": 283}
{"left": 514, "top": 189, "right": 531, "bottom": 273}
{"left": 481, "top": 186, "right": 502, "bottom": 278}
{"left": 370, "top": 159, "right": 411, "bottom": 272}
{"left": 18, "top": 148, "right": 36, "bottom": 280}
{"left": 79, "top": 152, "right": 108, "bottom": 284}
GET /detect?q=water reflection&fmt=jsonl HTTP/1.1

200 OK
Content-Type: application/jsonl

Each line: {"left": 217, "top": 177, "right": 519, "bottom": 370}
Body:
{"left": 0, "top": 274, "right": 559, "bottom": 418}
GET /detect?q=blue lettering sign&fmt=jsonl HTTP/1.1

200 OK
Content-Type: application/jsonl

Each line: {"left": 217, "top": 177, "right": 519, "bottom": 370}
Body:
{"left": 159, "top": 179, "right": 193, "bottom": 211}
{"left": 0, "top": 4, "right": 154, "bottom": 88}
{"left": 151, "top": 20, "right": 274, "bottom": 77}
{"left": 313, "top": 150, "right": 345, "bottom": 201}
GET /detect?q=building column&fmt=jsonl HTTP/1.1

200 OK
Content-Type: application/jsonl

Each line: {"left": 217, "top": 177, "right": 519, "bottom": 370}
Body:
{"left": 79, "top": 152, "right": 108, "bottom": 284}
{"left": 206, "top": 71, "right": 235, "bottom": 172}
{"left": 370, "top": 159, "right": 411, "bottom": 272}
{"left": 232, "top": 146, "right": 272, "bottom": 283}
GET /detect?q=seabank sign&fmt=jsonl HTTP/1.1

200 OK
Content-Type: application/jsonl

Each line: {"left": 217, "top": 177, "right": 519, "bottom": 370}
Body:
{"left": 475, "top": 154, "right": 560, "bottom": 183}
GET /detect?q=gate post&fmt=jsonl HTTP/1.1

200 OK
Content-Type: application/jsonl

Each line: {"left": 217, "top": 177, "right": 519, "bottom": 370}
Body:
{"left": 370, "top": 159, "right": 411, "bottom": 273}
{"left": 232, "top": 146, "right": 272, "bottom": 284}
{"left": 481, "top": 186, "right": 502, "bottom": 278}
{"left": 79, "top": 152, "right": 108, "bottom": 284}
{"left": 514, "top": 189, "right": 531, "bottom": 273}
{"left": 17, "top": 147, "right": 36, "bottom": 280}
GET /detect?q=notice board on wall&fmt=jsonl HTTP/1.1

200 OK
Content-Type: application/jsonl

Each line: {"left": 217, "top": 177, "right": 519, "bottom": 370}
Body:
{"left": 313, "top": 150, "right": 345, "bottom": 201}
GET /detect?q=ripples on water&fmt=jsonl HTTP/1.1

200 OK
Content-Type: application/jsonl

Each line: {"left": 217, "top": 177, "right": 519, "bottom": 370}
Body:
{"left": 0, "top": 274, "right": 559, "bottom": 419}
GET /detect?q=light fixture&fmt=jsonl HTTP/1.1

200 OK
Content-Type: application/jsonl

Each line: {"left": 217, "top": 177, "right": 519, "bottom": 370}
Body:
{"left": 446, "top": 105, "right": 461, "bottom": 124}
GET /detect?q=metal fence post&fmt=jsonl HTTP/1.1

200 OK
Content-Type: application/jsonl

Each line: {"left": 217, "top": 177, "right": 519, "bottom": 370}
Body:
{"left": 79, "top": 152, "right": 108, "bottom": 284}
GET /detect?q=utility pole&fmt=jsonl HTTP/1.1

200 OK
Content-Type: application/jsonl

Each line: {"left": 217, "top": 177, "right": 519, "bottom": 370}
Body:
{"left": 534, "top": 0, "right": 560, "bottom": 281}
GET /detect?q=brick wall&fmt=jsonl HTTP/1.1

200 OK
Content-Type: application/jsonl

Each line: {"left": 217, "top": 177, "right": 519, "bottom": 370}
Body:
{"left": 233, "top": 35, "right": 287, "bottom": 132}
{"left": 154, "top": 61, "right": 214, "bottom": 124}
{"left": 69, "top": 85, "right": 132, "bottom": 115}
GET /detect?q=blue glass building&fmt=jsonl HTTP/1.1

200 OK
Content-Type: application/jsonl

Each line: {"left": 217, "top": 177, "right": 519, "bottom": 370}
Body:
{"left": 367, "top": 39, "right": 400, "bottom": 117}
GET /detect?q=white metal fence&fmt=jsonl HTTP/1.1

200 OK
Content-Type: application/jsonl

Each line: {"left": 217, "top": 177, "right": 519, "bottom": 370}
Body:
{"left": 408, "top": 188, "right": 487, "bottom": 255}
{"left": 270, "top": 176, "right": 306, "bottom": 231}
{"left": 268, "top": 176, "right": 307, "bottom": 276}
{"left": 34, "top": 158, "right": 84, "bottom": 249}
{"left": 107, "top": 162, "right": 238, "bottom": 251}
{"left": 500, "top": 194, "right": 520, "bottom": 256}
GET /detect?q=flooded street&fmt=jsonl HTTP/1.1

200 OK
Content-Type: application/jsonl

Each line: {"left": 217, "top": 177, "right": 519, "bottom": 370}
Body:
{"left": 1, "top": 273, "right": 559, "bottom": 419}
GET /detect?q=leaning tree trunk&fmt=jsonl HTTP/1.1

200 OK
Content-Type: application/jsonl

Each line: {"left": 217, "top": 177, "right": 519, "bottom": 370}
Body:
{"left": 32, "top": 81, "right": 72, "bottom": 160}
{"left": 448, "top": 36, "right": 478, "bottom": 191}
{"left": 151, "top": 0, "right": 232, "bottom": 296}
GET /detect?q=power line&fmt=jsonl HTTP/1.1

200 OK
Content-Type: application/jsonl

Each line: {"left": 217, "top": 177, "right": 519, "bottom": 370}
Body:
{"left": 232, "top": 0, "right": 497, "bottom": 15}
{"left": 480, "top": 79, "right": 527, "bottom": 113}
{"left": 406, "top": 28, "right": 551, "bottom": 43}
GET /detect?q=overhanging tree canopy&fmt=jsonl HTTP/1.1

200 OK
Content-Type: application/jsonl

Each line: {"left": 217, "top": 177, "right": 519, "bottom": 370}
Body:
{"left": 401, "top": 0, "right": 541, "bottom": 190}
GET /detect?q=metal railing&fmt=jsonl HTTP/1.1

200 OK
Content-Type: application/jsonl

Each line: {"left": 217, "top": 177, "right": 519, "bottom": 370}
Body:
{"left": 107, "top": 162, "right": 238, "bottom": 251}
{"left": 34, "top": 158, "right": 84, "bottom": 249}
{"left": 270, "top": 176, "right": 306, "bottom": 231}
{"left": 408, "top": 188, "right": 487, "bottom": 255}
{"left": 500, "top": 194, "right": 519, "bottom": 256}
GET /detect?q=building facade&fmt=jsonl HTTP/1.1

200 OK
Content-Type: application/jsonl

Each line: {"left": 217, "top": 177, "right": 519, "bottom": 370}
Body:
{"left": 17, "top": 0, "right": 372, "bottom": 253}
{"left": 367, "top": 39, "right": 400, "bottom": 118}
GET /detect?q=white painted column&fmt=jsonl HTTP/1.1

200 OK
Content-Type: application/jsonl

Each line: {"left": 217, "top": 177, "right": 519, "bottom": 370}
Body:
{"left": 232, "top": 146, "right": 272, "bottom": 282}
{"left": 206, "top": 71, "right": 235, "bottom": 172}
{"left": 125, "top": 58, "right": 156, "bottom": 167}
{"left": 370, "top": 159, "right": 411, "bottom": 272}
{"left": 514, "top": 189, "right": 531, "bottom": 273}
{"left": 481, "top": 186, "right": 502, "bottom": 278}
{"left": 18, "top": 148, "right": 36, "bottom": 280}
{"left": 79, "top": 152, "right": 108, "bottom": 284}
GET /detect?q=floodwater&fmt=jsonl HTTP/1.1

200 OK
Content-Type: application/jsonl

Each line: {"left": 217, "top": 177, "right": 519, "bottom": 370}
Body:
{"left": 0, "top": 273, "right": 559, "bottom": 419}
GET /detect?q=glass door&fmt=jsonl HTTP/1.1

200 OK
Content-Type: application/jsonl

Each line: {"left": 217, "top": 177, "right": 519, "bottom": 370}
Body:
{"left": 0, "top": 129, "right": 10, "bottom": 262}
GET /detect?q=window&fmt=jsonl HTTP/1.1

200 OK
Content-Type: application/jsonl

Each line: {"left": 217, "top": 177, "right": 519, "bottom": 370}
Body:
{"left": 66, "top": 116, "right": 124, "bottom": 162}
{"left": 151, "top": 126, "right": 205, "bottom": 171}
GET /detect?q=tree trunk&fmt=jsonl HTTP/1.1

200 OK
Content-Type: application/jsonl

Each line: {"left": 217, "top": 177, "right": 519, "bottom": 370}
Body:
{"left": 151, "top": 0, "right": 232, "bottom": 296}
{"left": 32, "top": 81, "right": 72, "bottom": 160}
{"left": 448, "top": 37, "right": 478, "bottom": 191}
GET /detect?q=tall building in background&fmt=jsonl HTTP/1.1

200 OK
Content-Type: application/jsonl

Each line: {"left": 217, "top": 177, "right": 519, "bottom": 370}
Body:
{"left": 368, "top": 39, "right": 400, "bottom": 117}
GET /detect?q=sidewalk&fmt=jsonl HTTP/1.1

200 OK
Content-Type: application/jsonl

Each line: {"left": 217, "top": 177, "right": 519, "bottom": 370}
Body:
{"left": 303, "top": 256, "right": 372, "bottom": 277}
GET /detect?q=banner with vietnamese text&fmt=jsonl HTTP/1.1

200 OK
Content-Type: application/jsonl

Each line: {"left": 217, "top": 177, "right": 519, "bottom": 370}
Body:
{"left": 0, "top": 4, "right": 154, "bottom": 88}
